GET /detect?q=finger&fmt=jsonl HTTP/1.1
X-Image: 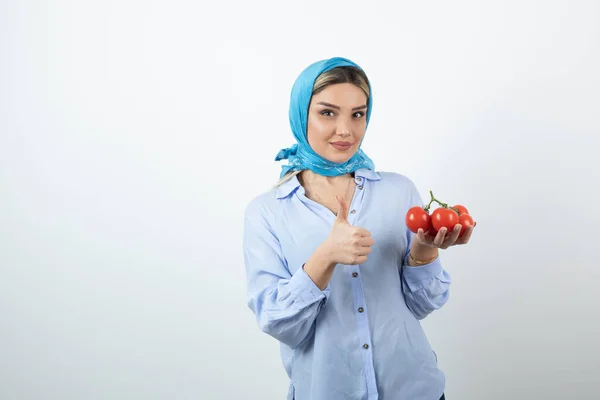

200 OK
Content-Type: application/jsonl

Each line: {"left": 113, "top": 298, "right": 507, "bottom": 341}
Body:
{"left": 357, "top": 246, "right": 372, "bottom": 256}
{"left": 335, "top": 196, "right": 349, "bottom": 223}
{"left": 443, "top": 224, "right": 461, "bottom": 248}
{"left": 358, "top": 237, "right": 375, "bottom": 247}
{"left": 355, "top": 227, "right": 371, "bottom": 237}
{"left": 335, "top": 196, "right": 349, "bottom": 222}
{"left": 456, "top": 224, "right": 474, "bottom": 245}
{"left": 433, "top": 228, "right": 447, "bottom": 247}
{"left": 417, "top": 229, "right": 429, "bottom": 244}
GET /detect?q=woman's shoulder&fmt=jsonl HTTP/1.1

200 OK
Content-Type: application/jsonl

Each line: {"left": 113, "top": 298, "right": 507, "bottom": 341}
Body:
{"left": 243, "top": 187, "right": 282, "bottom": 225}
{"left": 367, "top": 169, "right": 419, "bottom": 190}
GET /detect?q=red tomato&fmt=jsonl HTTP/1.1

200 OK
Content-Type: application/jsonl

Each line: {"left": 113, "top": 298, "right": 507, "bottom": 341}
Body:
{"left": 405, "top": 206, "right": 432, "bottom": 233}
{"left": 452, "top": 204, "right": 469, "bottom": 215}
{"left": 458, "top": 213, "right": 474, "bottom": 236}
{"left": 431, "top": 207, "right": 459, "bottom": 232}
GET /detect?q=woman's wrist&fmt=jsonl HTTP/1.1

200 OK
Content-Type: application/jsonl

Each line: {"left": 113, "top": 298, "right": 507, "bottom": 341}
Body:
{"left": 408, "top": 241, "right": 439, "bottom": 266}
{"left": 315, "top": 243, "right": 337, "bottom": 270}
{"left": 303, "top": 244, "right": 337, "bottom": 290}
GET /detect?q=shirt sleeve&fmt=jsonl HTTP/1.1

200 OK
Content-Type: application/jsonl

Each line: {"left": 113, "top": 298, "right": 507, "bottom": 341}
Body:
{"left": 401, "top": 255, "right": 452, "bottom": 320}
{"left": 400, "top": 179, "right": 452, "bottom": 320}
{"left": 243, "top": 196, "right": 331, "bottom": 349}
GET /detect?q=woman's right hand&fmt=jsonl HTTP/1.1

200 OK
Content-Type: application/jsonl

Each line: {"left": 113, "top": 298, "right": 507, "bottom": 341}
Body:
{"left": 323, "top": 196, "right": 374, "bottom": 265}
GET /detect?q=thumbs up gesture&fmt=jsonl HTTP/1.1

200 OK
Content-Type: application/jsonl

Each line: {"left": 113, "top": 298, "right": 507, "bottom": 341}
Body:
{"left": 324, "top": 196, "right": 374, "bottom": 265}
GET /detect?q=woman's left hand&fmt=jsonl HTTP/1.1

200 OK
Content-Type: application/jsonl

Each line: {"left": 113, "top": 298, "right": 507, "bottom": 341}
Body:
{"left": 416, "top": 222, "right": 475, "bottom": 250}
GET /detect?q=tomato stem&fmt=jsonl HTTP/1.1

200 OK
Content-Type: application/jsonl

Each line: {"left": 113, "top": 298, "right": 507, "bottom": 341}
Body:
{"left": 429, "top": 190, "right": 446, "bottom": 207}
{"left": 425, "top": 190, "right": 462, "bottom": 214}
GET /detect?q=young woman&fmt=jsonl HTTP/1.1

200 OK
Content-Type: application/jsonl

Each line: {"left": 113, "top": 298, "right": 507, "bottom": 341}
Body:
{"left": 243, "top": 56, "right": 474, "bottom": 400}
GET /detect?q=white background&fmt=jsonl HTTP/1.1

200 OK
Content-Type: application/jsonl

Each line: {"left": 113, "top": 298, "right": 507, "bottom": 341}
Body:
{"left": 1, "top": 1, "right": 599, "bottom": 399}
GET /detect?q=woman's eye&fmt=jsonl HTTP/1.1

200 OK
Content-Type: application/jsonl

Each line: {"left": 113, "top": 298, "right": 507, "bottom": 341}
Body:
{"left": 319, "top": 110, "right": 364, "bottom": 118}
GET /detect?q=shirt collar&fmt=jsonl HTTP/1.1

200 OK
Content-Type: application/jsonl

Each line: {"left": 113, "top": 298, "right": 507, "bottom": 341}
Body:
{"left": 275, "top": 168, "right": 381, "bottom": 199}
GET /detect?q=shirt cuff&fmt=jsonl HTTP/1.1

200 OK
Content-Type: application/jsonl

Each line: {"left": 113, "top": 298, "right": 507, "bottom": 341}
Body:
{"left": 402, "top": 254, "right": 443, "bottom": 292}
{"left": 285, "top": 265, "right": 332, "bottom": 306}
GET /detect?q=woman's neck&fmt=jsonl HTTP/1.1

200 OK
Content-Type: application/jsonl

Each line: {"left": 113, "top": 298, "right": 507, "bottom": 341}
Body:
{"left": 299, "top": 170, "right": 354, "bottom": 189}
{"left": 298, "top": 170, "right": 356, "bottom": 213}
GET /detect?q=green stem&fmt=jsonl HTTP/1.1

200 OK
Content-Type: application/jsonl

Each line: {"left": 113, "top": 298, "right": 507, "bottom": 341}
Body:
{"left": 425, "top": 190, "right": 457, "bottom": 213}
{"left": 431, "top": 190, "right": 447, "bottom": 207}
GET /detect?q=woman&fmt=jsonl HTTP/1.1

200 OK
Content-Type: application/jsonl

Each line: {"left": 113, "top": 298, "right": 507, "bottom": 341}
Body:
{"left": 243, "top": 57, "right": 474, "bottom": 400}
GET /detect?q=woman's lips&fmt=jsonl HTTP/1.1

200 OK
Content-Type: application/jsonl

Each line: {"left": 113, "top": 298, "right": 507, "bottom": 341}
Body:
{"left": 330, "top": 142, "right": 352, "bottom": 151}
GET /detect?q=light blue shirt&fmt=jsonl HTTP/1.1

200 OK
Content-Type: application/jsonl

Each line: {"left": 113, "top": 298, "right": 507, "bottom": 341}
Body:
{"left": 243, "top": 169, "right": 451, "bottom": 400}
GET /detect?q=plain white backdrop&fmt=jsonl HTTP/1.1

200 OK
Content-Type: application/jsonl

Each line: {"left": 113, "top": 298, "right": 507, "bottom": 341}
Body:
{"left": 1, "top": 1, "right": 599, "bottom": 399}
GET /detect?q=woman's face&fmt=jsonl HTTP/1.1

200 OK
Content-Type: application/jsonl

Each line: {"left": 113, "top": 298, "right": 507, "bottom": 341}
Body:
{"left": 306, "top": 83, "right": 368, "bottom": 164}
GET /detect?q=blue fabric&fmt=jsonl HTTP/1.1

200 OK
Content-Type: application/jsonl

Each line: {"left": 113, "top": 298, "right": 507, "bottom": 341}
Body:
{"left": 243, "top": 169, "right": 451, "bottom": 400}
{"left": 275, "top": 57, "right": 375, "bottom": 178}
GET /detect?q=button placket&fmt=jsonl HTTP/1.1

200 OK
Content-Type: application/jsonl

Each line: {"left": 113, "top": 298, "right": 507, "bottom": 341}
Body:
{"left": 346, "top": 176, "right": 378, "bottom": 396}
{"left": 348, "top": 176, "right": 371, "bottom": 356}
{"left": 355, "top": 175, "right": 364, "bottom": 191}
{"left": 347, "top": 175, "right": 365, "bottom": 225}
{"left": 347, "top": 178, "right": 363, "bottom": 281}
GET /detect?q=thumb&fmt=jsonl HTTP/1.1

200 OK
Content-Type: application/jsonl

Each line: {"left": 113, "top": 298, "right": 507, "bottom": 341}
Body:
{"left": 335, "top": 195, "right": 349, "bottom": 223}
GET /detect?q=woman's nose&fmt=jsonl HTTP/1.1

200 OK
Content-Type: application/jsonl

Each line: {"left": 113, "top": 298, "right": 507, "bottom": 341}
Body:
{"left": 336, "top": 121, "right": 352, "bottom": 136}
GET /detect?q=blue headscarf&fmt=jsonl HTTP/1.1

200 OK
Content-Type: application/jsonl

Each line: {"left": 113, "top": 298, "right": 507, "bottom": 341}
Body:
{"left": 274, "top": 57, "right": 375, "bottom": 178}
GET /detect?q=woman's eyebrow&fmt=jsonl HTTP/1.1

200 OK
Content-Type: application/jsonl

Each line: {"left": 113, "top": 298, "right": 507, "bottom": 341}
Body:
{"left": 316, "top": 102, "right": 368, "bottom": 111}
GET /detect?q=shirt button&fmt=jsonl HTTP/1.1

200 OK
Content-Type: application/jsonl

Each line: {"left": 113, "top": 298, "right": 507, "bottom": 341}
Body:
{"left": 356, "top": 177, "right": 362, "bottom": 181}
{"left": 358, "top": 307, "right": 364, "bottom": 313}
{"left": 363, "top": 344, "right": 369, "bottom": 349}
{"left": 352, "top": 272, "right": 358, "bottom": 278}
{"left": 358, "top": 185, "right": 363, "bottom": 190}
{"left": 350, "top": 209, "right": 356, "bottom": 214}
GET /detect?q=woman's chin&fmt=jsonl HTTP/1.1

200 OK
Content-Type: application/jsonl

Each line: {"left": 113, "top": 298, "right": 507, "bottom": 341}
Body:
{"left": 321, "top": 151, "right": 356, "bottom": 165}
